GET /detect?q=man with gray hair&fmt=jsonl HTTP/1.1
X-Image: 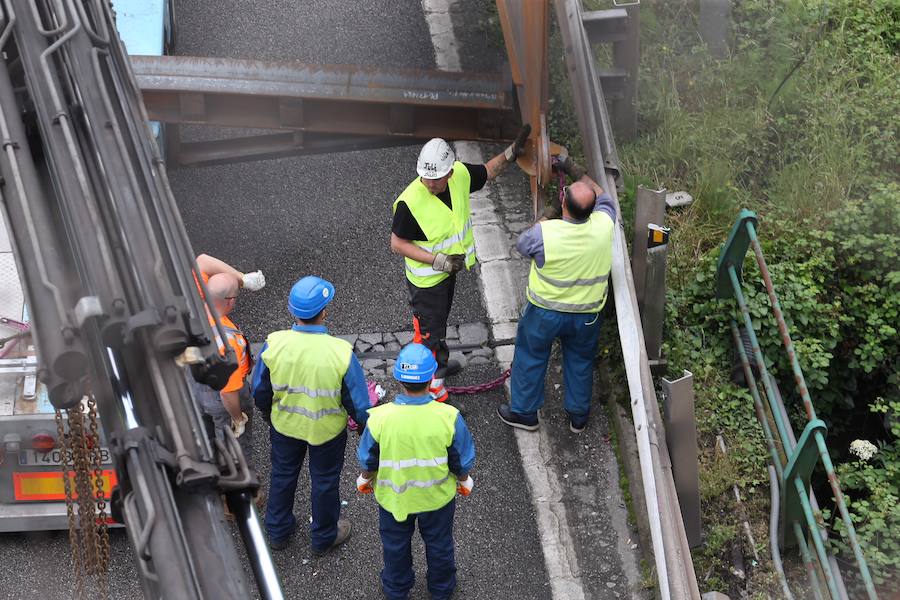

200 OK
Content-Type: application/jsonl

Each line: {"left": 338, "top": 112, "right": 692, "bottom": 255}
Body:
{"left": 192, "top": 255, "right": 265, "bottom": 467}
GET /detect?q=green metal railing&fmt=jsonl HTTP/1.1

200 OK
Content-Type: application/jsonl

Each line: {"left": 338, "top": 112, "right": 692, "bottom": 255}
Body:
{"left": 715, "top": 210, "right": 877, "bottom": 599}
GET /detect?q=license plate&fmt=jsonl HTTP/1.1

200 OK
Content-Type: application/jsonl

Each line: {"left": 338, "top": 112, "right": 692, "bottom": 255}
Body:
{"left": 18, "top": 447, "right": 111, "bottom": 467}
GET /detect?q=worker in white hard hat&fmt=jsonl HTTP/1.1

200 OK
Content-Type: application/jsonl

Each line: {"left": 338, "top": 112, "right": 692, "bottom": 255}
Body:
{"left": 390, "top": 125, "right": 531, "bottom": 401}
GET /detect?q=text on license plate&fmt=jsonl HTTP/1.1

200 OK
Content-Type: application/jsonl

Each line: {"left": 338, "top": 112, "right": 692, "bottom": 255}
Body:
{"left": 18, "top": 447, "right": 111, "bottom": 467}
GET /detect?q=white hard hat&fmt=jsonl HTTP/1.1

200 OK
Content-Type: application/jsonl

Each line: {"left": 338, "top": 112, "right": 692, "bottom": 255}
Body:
{"left": 416, "top": 138, "right": 455, "bottom": 179}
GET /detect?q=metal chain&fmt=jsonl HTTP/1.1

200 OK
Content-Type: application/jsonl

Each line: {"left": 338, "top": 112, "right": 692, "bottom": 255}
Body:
{"left": 70, "top": 408, "right": 99, "bottom": 589}
{"left": 446, "top": 368, "right": 511, "bottom": 395}
{"left": 87, "top": 395, "right": 110, "bottom": 596}
{"left": 56, "top": 400, "right": 109, "bottom": 600}
{"left": 56, "top": 408, "right": 85, "bottom": 600}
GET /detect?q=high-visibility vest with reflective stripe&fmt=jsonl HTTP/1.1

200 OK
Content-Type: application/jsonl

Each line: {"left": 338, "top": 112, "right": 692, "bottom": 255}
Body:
{"left": 264, "top": 330, "right": 350, "bottom": 445}
{"left": 392, "top": 161, "right": 476, "bottom": 288}
{"left": 210, "top": 313, "right": 251, "bottom": 393}
{"left": 367, "top": 400, "right": 459, "bottom": 521}
{"left": 526, "top": 211, "right": 614, "bottom": 313}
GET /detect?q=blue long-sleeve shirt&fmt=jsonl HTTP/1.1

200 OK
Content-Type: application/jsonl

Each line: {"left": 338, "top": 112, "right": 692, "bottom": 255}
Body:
{"left": 357, "top": 393, "right": 475, "bottom": 476}
{"left": 516, "top": 191, "right": 616, "bottom": 267}
{"left": 251, "top": 324, "right": 371, "bottom": 427}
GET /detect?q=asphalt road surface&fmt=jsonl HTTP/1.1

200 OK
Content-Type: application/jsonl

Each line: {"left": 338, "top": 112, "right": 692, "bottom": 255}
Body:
{"left": 0, "top": 2, "right": 553, "bottom": 599}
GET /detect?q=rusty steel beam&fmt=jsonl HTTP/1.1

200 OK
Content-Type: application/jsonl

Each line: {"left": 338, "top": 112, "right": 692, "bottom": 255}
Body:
{"left": 132, "top": 56, "right": 520, "bottom": 145}
{"left": 497, "top": 0, "right": 551, "bottom": 218}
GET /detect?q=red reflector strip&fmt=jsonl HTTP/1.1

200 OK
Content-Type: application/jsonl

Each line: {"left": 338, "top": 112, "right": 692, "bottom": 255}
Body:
{"left": 12, "top": 470, "right": 117, "bottom": 501}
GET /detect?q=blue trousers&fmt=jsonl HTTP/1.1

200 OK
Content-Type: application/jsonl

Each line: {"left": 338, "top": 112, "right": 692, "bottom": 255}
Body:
{"left": 510, "top": 302, "right": 603, "bottom": 420}
{"left": 265, "top": 427, "right": 346, "bottom": 550}
{"left": 379, "top": 500, "right": 456, "bottom": 600}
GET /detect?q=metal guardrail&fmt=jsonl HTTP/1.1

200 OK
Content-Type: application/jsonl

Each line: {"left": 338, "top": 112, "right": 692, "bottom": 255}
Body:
{"left": 554, "top": 1, "right": 700, "bottom": 598}
{"left": 717, "top": 210, "right": 878, "bottom": 599}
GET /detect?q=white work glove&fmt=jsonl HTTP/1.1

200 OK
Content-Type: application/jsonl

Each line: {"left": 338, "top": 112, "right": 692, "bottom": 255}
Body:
{"left": 356, "top": 473, "right": 374, "bottom": 494}
{"left": 432, "top": 253, "right": 465, "bottom": 273}
{"left": 231, "top": 412, "right": 249, "bottom": 437}
{"left": 457, "top": 475, "right": 474, "bottom": 497}
{"left": 241, "top": 270, "right": 266, "bottom": 291}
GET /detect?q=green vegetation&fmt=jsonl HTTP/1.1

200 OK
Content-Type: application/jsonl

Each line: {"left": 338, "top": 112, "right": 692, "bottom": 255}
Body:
{"left": 608, "top": 0, "right": 898, "bottom": 595}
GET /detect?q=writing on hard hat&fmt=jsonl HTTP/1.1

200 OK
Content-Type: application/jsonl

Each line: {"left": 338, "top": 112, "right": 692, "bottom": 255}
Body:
{"left": 417, "top": 138, "right": 455, "bottom": 179}
{"left": 288, "top": 276, "right": 335, "bottom": 319}
{"left": 393, "top": 343, "right": 438, "bottom": 384}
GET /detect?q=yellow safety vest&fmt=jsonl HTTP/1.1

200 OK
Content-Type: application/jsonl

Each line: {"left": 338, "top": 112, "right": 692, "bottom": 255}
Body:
{"left": 264, "top": 330, "right": 351, "bottom": 445}
{"left": 526, "top": 211, "right": 614, "bottom": 313}
{"left": 392, "top": 161, "right": 476, "bottom": 288}
{"left": 367, "top": 400, "right": 459, "bottom": 521}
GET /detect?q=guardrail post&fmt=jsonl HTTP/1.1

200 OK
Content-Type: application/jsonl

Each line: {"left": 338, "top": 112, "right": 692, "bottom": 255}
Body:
{"left": 661, "top": 370, "right": 701, "bottom": 548}
{"left": 632, "top": 185, "right": 665, "bottom": 306}
{"left": 612, "top": 2, "right": 639, "bottom": 140}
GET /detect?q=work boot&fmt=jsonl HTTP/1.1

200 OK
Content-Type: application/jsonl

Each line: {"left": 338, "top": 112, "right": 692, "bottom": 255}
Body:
{"left": 312, "top": 518, "right": 352, "bottom": 556}
{"left": 567, "top": 412, "right": 588, "bottom": 434}
{"left": 269, "top": 527, "right": 294, "bottom": 551}
{"left": 269, "top": 537, "right": 290, "bottom": 551}
{"left": 497, "top": 403, "right": 539, "bottom": 431}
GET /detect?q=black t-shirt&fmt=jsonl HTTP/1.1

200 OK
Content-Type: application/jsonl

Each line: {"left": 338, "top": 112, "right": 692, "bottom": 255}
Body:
{"left": 391, "top": 163, "right": 488, "bottom": 241}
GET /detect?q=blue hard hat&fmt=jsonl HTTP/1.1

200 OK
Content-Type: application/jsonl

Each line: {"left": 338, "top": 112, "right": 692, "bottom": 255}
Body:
{"left": 288, "top": 276, "right": 335, "bottom": 319}
{"left": 393, "top": 343, "right": 438, "bottom": 384}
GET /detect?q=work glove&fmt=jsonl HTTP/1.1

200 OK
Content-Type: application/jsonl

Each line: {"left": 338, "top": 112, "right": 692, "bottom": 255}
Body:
{"left": 457, "top": 475, "right": 474, "bottom": 497}
{"left": 241, "top": 270, "right": 266, "bottom": 291}
{"left": 504, "top": 123, "right": 532, "bottom": 161}
{"left": 557, "top": 156, "right": 586, "bottom": 181}
{"left": 432, "top": 253, "right": 465, "bottom": 273}
{"left": 231, "top": 412, "right": 249, "bottom": 437}
{"left": 356, "top": 474, "right": 374, "bottom": 494}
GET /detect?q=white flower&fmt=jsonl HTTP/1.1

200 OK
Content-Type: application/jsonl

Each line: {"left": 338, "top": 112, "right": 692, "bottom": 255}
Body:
{"left": 849, "top": 439, "right": 878, "bottom": 462}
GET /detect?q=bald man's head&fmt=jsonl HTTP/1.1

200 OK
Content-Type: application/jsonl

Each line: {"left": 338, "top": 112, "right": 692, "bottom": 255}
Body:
{"left": 207, "top": 273, "right": 239, "bottom": 316}
{"left": 564, "top": 181, "right": 595, "bottom": 221}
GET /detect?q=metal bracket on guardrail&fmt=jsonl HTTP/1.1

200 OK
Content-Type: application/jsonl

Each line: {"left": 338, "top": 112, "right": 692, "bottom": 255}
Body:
{"left": 661, "top": 370, "right": 701, "bottom": 548}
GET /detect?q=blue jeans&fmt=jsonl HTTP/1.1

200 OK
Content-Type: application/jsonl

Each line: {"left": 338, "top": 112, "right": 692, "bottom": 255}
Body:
{"left": 265, "top": 427, "right": 346, "bottom": 550}
{"left": 379, "top": 500, "right": 456, "bottom": 600}
{"left": 510, "top": 302, "right": 603, "bottom": 420}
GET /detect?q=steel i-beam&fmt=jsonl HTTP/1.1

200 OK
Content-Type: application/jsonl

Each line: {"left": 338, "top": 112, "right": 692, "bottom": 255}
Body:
{"left": 132, "top": 56, "right": 521, "bottom": 166}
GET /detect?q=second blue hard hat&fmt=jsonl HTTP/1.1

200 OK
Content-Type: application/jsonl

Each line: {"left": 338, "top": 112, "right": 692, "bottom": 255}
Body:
{"left": 288, "top": 276, "right": 335, "bottom": 319}
{"left": 393, "top": 343, "right": 438, "bottom": 384}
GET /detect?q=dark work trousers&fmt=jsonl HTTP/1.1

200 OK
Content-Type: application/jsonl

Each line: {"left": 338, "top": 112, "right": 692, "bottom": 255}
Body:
{"left": 379, "top": 500, "right": 457, "bottom": 600}
{"left": 265, "top": 427, "right": 347, "bottom": 549}
{"left": 407, "top": 274, "right": 456, "bottom": 377}
{"left": 190, "top": 376, "right": 254, "bottom": 469}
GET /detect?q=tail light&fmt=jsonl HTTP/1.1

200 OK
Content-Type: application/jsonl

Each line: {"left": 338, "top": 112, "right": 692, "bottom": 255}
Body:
{"left": 30, "top": 431, "right": 56, "bottom": 453}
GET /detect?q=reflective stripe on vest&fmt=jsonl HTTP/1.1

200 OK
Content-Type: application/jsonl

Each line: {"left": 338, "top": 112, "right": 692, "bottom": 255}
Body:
{"left": 366, "top": 400, "right": 459, "bottom": 522}
{"left": 264, "top": 329, "right": 351, "bottom": 445}
{"left": 393, "top": 161, "right": 476, "bottom": 288}
{"left": 526, "top": 211, "right": 614, "bottom": 314}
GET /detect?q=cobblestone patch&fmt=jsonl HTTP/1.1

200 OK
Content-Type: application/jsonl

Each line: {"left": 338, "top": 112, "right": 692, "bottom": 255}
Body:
{"left": 348, "top": 323, "right": 498, "bottom": 378}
